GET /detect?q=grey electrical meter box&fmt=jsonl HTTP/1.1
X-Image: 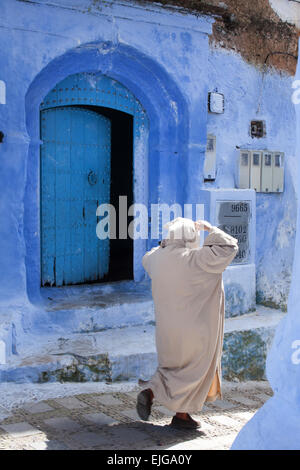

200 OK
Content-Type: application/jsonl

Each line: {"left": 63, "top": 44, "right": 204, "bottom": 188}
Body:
{"left": 198, "top": 188, "right": 256, "bottom": 315}
{"left": 216, "top": 200, "right": 251, "bottom": 265}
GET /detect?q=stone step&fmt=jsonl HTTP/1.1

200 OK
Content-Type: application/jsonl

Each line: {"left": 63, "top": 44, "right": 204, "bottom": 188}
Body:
{"left": 0, "top": 306, "right": 285, "bottom": 384}
{"left": 0, "top": 324, "right": 158, "bottom": 384}
{"left": 32, "top": 280, "right": 154, "bottom": 335}
{"left": 31, "top": 275, "right": 253, "bottom": 339}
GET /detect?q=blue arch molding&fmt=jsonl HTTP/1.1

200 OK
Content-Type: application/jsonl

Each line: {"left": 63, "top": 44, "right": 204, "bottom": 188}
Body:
{"left": 24, "top": 41, "right": 189, "bottom": 303}
{"left": 40, "top": 72, "right": 146, "bottom": 122}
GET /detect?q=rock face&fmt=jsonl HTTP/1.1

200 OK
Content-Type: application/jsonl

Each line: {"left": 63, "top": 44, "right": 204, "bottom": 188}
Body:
{"left": 145, "top": 0, "right": 299, "bottom": 74}
{"left": 223, "top": 328, "right": 274, "bottom": 381}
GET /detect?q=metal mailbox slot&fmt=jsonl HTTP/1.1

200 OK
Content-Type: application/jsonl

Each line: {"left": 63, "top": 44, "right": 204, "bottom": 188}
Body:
{"left": 272, "top": 152, "right": 284, "bottom": 192}
{"left": 250, "top": 151, "right": 262, "bottom": 192}
{"left": 239, "top": 150, "right": 251, "bottom": 189}
{"left": 261, "top": 151, "right": 273, "bottom": 192}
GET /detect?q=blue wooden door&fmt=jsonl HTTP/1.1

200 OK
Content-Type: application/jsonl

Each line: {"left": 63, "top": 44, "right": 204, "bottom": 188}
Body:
{"left": 41, "top": 106, "right": 111, "bottom": 286}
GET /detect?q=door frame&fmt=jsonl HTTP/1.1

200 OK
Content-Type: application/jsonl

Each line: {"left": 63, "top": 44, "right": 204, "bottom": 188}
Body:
{"left": 39, "top": 72, "right": 149, "bottom": 287}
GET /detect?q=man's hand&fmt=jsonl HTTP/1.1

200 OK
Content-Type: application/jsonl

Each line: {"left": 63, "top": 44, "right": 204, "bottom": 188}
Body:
{"left": 194, "top": 220, "right": 212, "bottom": 232}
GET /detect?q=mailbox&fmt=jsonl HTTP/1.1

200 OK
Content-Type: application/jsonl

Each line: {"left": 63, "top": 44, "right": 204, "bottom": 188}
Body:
{"left": 238, "top": 150, "right": 251, "bottom": 189}
{"left": 272, "top": 152, "right": 284, "bottom": 192}
{"left": 261, "top": 151, "right": 273, "bottom": 192}
{"left": 250, "top": 151, "right": 262, "bottom": 192}
{"left": 238, "top": 149, "right": 284, "bottom": 193}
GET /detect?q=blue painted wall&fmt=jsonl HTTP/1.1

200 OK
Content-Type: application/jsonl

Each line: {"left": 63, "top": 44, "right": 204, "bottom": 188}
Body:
{"left": 232, "top": 38, "right": 300, "bottom": 449}
{"left": 0, "top": 0, "right": 296, "bottom": 348}
{"left": 0, "top": 0, "right": 210, "bottom": 311}
{"left": 205, "top": 47, "right": 297, "bottom": 311}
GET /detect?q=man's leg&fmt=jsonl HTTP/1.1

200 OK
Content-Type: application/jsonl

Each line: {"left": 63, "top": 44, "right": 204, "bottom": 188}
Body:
{"left": 175, "top": 412, "right": 190, "bottom": 420}
{"left": 136, "top": 388, "right": 154, "bottom": 421}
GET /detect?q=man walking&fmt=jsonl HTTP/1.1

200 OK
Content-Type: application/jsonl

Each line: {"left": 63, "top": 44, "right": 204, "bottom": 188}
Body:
{"left": 136, "top": 217, "right": 239, "bottom": 429}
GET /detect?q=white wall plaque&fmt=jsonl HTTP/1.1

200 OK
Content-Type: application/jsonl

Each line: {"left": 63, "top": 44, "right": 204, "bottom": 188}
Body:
{"left": 208, "top": 92, "right": 224, "bottom": 113}
{"left": 0, "top": 340, "right": 6, "bottom": 365}
{"left": 0, "top": 80, "right": 6, "bottom": 104}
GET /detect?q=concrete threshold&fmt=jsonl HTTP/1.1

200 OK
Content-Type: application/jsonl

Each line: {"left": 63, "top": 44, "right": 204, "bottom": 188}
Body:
{"left": 41, "top": 279, "right": 153, "bottom": 311}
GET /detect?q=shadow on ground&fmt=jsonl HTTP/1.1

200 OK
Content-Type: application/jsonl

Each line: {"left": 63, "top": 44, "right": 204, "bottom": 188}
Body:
{"left": 0, "top": 382, "right": 272, "bottom": 450}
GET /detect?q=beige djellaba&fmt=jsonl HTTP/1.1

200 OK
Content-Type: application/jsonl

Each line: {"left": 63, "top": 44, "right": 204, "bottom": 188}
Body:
{"left": 141, "top": 221, "right": 239, "bottom": 413}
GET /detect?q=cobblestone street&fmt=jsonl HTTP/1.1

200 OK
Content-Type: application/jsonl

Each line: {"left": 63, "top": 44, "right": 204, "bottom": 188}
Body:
{"left": 0, "top": 381, "right": 272, "bottom": 450}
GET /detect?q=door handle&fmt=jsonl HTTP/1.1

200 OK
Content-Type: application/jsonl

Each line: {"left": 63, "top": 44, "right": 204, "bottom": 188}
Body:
{"left": 88, "top": 170, "right": 97, "bottom": 185}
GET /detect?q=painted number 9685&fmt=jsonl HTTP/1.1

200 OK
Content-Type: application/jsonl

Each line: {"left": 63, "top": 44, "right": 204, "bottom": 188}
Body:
{"left": 231, "top": 203, "right": 248, "bottom": 212}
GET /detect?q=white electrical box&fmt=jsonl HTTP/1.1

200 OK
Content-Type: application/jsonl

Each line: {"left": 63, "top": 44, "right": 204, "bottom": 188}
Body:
{"left": 272, "top": 152, "right": 284, "bottom": 192}
{"left": 250, "top": 151, "right": 262, "bottom": 192}
{"left": 238, "top": 150, "right": 250, "bottom": 189}
{"left": 261, "top": 151, "right": 273, "bottom": 192}
{"left": 204, "top": 134, "right": 216, "bottom": 180}
{"left": 0, "top": 340, "right": 6, "bottom": 365}
{"left": 0, "top": 80, "right": 5, "bottom": 105}
{"left": 208, "top": 92, "right": 224, "bottom": 114}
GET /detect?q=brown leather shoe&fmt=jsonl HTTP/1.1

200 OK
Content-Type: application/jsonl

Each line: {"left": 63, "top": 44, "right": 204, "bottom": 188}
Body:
{"left": 136, "top": 389, "right": 153, "bottom": 421}
{"left": 170, "top": 415, "right": 201, "bottom": 430}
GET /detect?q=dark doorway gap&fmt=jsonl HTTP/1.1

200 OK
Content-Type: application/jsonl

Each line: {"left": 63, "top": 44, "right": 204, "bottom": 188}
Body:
{"left": 73, "top": 105, "right": 134, "bottom": 283}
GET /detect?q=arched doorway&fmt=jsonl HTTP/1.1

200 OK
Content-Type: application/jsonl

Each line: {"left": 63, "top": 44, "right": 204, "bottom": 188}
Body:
{"left": 25, "top": 42, "right": 189, "bottom": 303}
{"left": 40, "top": 72, "right": 147, "bottom": 286}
